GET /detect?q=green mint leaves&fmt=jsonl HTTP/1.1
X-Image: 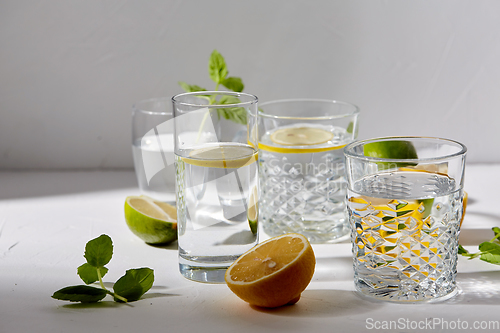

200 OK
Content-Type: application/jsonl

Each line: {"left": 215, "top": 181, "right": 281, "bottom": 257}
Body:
{"left": 459, "top": 227, "right": 500, "bottom": 265}
{"left": 52, "top": 234, "right": 154, "bottom": 303}
{"left": 178, "top": 49, "right": 247, "bottom": 125}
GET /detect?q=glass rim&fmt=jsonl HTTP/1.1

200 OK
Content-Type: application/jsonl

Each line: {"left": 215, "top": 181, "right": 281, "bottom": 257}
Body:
{"left": 133, "top": 97, "right": 172, "bottom": 116}
{"left": 171, "top": 91, "right": 258, "bottom": 108}
{"left": 259, "top": 98, "right": 360, "bottom": 120}
{"left": 344, "top": 136, "right": 467, "bottom": 163}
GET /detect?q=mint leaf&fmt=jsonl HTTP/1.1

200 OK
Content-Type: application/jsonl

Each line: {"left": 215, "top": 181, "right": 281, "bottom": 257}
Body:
{"left": 208, "top": 50, "right": 228, "bottom": 84}
{"left": 77, "top": 263, "right": 108, "bottom": 284}
{"left": 84, "top": 234, "right": 113, "bottom": 268}
{"left": 478, "top": 242, "right": 500, "bottom": 265}
{"left": 216, "top": 95, "right": 247, "bottom": 125}
{"left": 113, "top": 268, "right": 154, "bottom": 302}
{"left": 52, "top": 285, "right": 107, "bottom": 303}
{"left": 221, "top": 77, "right": 244, "bottom": 92}
{"left": 458, "top": 244, "right": 469, "bottom": 255}
{"left": 178, "top": 81, "right": 207, "bottom": 93}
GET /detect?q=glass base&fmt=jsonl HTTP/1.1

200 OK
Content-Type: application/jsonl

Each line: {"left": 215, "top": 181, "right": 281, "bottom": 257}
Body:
{"left": 354, "top": 281, "right": 459, "bottom": 303}
{"left": 263, "top": 220, "right": 350, "bottom": 244}
{"left": 179, "top": 263, "right": 228, "bottom": 284}
{"left": 178, "top": 254, "right": 236, "bottom": 283}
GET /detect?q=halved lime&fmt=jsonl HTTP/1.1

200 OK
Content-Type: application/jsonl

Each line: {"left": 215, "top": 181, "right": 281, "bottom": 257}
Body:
{"left": 124, "top": 195, "right": 177, "bottom": 245}
{"left": 270, "top": 127, "right": 333, "bottom": 146}
{"left": 182, "top": 144, "right": 257, "bottom": 168}
{"left": 363, "top": 140, "right": 418, "bottom": 169}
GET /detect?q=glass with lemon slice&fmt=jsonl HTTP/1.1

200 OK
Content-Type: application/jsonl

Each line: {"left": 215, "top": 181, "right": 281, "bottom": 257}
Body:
{"left": 344, "top": 136, "right": 467, "bottom": 302}
{"left": 172, "top": 91, "right": 259, "bottom": 283}
{"left": 257, "top": 99, "right": 359, "bottom": 243}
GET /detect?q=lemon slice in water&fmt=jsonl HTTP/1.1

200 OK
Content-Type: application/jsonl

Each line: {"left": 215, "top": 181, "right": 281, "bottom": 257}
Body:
{"left": 247, "top": 186, "right": 258, "bottom": 234}
{"left": 182, "top": 144, "right": 257, "bottom": 168}
{"left": 270, "top": 127, "right": 333, "bottom": 146}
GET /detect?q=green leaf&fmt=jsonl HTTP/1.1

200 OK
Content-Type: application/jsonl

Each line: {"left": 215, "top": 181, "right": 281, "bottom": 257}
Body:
{"left": 84, "top": 234, "right": 113, "bottom": 268}
{"left": 52, "top": 285, "right": 107, "bottom": 303}
{"left": 77, "top": 263, "right": 108, "bottom": 284}
{"left": 478, "top": 242, "right": 500, "bottom": 264}
{"left": 113, "top": 268, "right": 154, "bottom": 302}
{"left": 208, "top": 50, "right": 228, "bottom": 84}
{"left": 221, "top": 77, "right": 244, "bottom": 92}
{"left": 458, "top": 244, "right": 469, "bottom": 255}
{"left": 178, "top": 81, "right": 207, "bottom": 93}
{"left": 216, "top": 95, "right": 247, "bottom": 125}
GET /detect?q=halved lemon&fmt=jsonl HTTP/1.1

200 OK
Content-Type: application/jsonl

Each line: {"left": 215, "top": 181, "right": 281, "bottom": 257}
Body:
{"left": 182, "top": 144, "right": 257, "bottom": 169}
{"left": 124, "top": 195, "right": 177, "bottom": 245}
{"left": 225, "top": 233, "right": 315, "bottom": 308}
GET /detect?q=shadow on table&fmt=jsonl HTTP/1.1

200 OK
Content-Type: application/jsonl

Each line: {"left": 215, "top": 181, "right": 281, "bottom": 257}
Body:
{"left": 313, "top": 257, "right": 353, "bottom": 282}
{"left": 0, "top": 170, "right": 138, "bottom": 200}
{"left": 148, "top": 240, "right": 178, "bottom": 250}
{"left": 449, "top": 271, "right": 500, "bottom": 305}
{"left": 459, "top": 211, "right": 500, "bottom": 246}
{"left": 250, "top": 289, "right": 381, "bottom": 317}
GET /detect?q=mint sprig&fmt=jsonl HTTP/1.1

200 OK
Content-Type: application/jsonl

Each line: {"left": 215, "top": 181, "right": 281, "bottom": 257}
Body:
{"left": 52, "top": 234, "right": 154, "bottom": 303}
{"left": 178, "top": 49, "right": 247, "bottom": 125}
{"left": 459, "top": 227, "right": 500, "bottom": 265}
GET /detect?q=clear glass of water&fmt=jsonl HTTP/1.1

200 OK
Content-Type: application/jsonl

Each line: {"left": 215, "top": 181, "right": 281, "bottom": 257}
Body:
{"left": 258, "top": 99, "right": 359, "bottom": 243}
{"left": 132, "top": 97, "right": 176, "bottom": 203}
{"left": 344, "top": 136, "right": 467, "bottom": 302}
{"left": 173, "top": 91, "right": 259, "bottom": 283}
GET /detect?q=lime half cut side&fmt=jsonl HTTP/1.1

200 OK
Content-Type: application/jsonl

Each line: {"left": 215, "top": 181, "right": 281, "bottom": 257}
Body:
{"left": 363, "top": 140, "right": 418, "bottom": 169}
{"left": 182, "top": 144, "right": 258, "bottom": 169}
{"left": 124, "top": 195, "right": 177, "bottom": 245}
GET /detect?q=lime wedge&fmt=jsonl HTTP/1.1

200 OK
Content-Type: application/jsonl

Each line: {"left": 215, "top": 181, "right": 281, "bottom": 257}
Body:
{"left": 270, "top": 127, "right": 333, "bottom": 146}
{"left": 124, "top": 195, "right": 177, "bottom": 245}
{"left": 363, "top": 140, "right": 418, "bottom": 169}
{"left": 182, "top": 144, "right": 257, "bottom": 168}
{"left": 248, "top": 186, "right": 258, "bottom": 234}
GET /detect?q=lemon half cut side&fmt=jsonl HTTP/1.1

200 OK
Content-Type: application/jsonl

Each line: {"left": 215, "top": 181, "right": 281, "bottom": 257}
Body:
{"left": 225, "top": 233, "right": 315, "bottom": 308}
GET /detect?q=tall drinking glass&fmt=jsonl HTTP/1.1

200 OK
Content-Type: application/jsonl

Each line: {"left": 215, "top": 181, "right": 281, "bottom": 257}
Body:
{"left": 132, "top": 97, "right": 176, "bottom": 203}
{"left": 344, "top": 136, "right": 467, "bottom": 302}
{"left": 173, "top": 91, "right": 259, "bottom": 283}
{"left": 258, "top": 99, "right": 359, "bottom": 243}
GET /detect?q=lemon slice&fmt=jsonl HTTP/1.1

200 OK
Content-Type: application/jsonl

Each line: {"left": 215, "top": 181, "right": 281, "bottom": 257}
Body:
{"left": 225, "top": 233, "right": 315, "bottom": 308}
{"left": 247, "top": 186, "right": 258, "bottom": 234}
{"left": 124, "top": 195, "right": 177, "bottom": 245}
{"left": 182, "top": 144, "right": 257, "bottom": 168}
{"left": 270, "top": 127, "right": 333, "bottom": 146}
{"left": 461, "top": 191, "right": 468, "bottom": 227}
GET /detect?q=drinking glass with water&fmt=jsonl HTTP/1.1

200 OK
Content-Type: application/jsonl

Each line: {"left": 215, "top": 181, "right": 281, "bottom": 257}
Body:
{"left": 132, "top": 97, "right": 176, "bottom": 203}
{"left": 173, "top": 91, "right": 259, "bottom": 283}
{"left": 344, "top": 136, "right": 467, "bottom": 302}
{"left": 257, "top": 99, "right": 359, "bottom": 243}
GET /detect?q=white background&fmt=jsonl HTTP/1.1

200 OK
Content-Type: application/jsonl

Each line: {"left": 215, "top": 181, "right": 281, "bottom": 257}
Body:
{"left": 1, "top": 0, "right": 499, "bottom": 169}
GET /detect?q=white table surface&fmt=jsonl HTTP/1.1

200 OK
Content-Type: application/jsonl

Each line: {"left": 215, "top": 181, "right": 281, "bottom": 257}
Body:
{"left": 1, "top": 165, "right": 500, "bottom": 333}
